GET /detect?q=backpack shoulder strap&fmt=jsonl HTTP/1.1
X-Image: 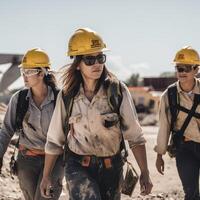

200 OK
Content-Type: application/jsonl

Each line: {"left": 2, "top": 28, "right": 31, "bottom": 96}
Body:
{"left": 15, "top": 89, "right": 29, "bottom": 132}
{"left": 62, "top": 88, "right": 79, "bottom": 135}
{"left": 178, "top": 93, "right": 200, "bottom": 136}
{"left": 62, "top": 93, "right": 74, "bottom": 131}
{"left": 51, "top": 87, "right": 60, "bottom": 107}
{"left": 167, "top": 83, "right": 200, "bottom": 137}
{"left": 107, "top": 79, "right": 123, "bottom": 114}
{"left": 107, "top": 79, "right": 128, "bottom": 159}
{"left": 167, "top": 83, "right": 178, "bottom": 131}
{"left": 62, "top": 89, "right": 79, "bottom": 165}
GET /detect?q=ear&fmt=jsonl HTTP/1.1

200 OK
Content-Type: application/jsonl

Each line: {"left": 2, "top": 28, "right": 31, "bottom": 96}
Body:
{"left": 194, "top": 66, "right": 199, "bottom": 75}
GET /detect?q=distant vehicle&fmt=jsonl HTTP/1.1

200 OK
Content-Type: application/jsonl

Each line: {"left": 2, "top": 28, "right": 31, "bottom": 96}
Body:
{"left": 0, "top": 54, "right": 23, "bottom": 104}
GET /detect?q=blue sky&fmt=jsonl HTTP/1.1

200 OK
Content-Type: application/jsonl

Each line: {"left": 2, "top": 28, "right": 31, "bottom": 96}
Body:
{"left": 1, "top": 0, "right": 200, "bottom": 86}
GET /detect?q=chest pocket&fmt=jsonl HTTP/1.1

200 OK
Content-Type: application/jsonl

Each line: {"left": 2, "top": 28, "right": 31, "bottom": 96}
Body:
{"left": 101, "top": 113, "right": 119, "bottom": 129}
{"left": 69, "top": 113, "right": 82, "bottom": 124}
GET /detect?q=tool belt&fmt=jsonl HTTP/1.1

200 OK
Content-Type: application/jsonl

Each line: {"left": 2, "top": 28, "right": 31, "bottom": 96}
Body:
{"left": 67, "top": 150, "right": 122, "bottom": 169}
{"left": 19, "top": 145, "right": 45, "bottom": 156}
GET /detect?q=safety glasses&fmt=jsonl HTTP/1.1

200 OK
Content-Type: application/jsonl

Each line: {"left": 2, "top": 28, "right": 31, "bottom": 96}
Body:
{"left": 20, "top": 68, "right": 42, "bottom": 77}
{"left": 175, "top": 65, "right": 195, "bottom": 73}
{"left": 82, "top": 54, "right": 106, "bottom": 66}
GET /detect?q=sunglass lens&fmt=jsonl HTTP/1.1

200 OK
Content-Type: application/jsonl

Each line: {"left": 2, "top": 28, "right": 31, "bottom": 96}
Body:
{"left": 83, "top": 54, "right": 106, "bottom": 66}
{"left": 83, "top": 56, "right": 96, "bottom": 66}
{"left": 177, "top": 67, "right": 185, "bottom": 73}
{"left": 97, "top": 54, "right": 106, "bottom": 64}
{"left": 185, "top": 66, "right": 193, "bottom": 72}
{"left": 176, "top": 65, "right": 193, "bottom": 73}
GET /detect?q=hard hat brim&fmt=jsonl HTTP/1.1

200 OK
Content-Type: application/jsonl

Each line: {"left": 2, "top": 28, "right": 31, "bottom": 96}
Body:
{"left": 18, "top": 63, "right": 51, "bottom": 68}
{"left": 173, "top": 61, "right": 200, "bottom": 65}
{"left": 67, "top": 47, "right": 110, "bottom": 56}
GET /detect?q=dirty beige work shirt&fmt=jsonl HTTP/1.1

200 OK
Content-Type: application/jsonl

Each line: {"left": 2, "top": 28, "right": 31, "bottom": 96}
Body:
{"left": 46, "top": 83, "right": 145, "bottom": 157}
{"left": 155, "top": 78, "right": 200, "bottom": 155}
{"left": 0, "top": 87, "right": 55, "bottom": 158}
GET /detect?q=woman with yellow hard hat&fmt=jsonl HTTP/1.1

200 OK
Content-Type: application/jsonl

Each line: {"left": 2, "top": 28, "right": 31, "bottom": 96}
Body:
{"left": 0, "top": 48, "right": 64, "bottom": 200}
{"left": 155, "top": 46, "right": 200, "bottom": 200}
{"left": 40, "top": 28, "right": 153, "bottom": 199}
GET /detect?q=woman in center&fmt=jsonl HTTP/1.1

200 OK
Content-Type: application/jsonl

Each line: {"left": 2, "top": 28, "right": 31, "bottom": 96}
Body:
{"left": 40, "top": 28, "right": 152, "bottom": 200}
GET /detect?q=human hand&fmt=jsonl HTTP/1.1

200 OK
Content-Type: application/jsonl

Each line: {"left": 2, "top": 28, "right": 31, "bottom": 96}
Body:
{"left": 156, "top": 154, "right": 164, "bottom": 175}
{"left": 139, "top": 171, "right": 153, "bottom": 196}
{"left": 40, "top": 176, "right": 53, "bottom": 198}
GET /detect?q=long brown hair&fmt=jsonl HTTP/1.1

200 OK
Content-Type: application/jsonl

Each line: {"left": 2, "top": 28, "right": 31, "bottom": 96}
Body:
{"left": 43, "top": 73, "right": 57, "bottom": 89}
{"left": 37, "top": 67, "right": 57, "bottom": 89}
{"left": 62, "top": 56, "right": 115, "bottom": 95}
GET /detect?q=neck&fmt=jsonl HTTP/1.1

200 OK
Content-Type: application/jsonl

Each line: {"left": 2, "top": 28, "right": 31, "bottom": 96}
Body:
{"left": 179, "top": 79, "right": 196, "bottom": 92}
{"left": 31, "top": 83, "right": 48, "bottom": 98}
{"left": 83, "top": 79, "right": 98, "bottom": 93}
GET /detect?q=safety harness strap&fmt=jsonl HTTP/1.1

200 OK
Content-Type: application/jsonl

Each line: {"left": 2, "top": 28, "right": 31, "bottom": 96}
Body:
{"left": 15, "top": 89, "right": 29, "bottom": 134}
{"left": 168, "top": 83, "right": 200, "bottom": 137}
{"left": 177, "top": 93, "right": 200, "bottom": 136}
{"left": 168, "top": 84, "right": 179, "bottom": 132}
{"left": 177, "top": 104, "right": 200, "bottom": 119}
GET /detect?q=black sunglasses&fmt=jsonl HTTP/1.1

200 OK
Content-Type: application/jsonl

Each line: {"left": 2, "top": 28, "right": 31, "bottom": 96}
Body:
{"left": 82, "top": 54, "right": 106, "bottom": 66}
{"left": 175, "top": 65, "right": 195, "bottom": 73}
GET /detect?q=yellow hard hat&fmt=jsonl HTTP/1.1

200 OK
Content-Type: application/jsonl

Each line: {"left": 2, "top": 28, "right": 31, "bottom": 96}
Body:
{"left": 173, "top": 46, "right": 200, "bottom": 65}
{"left": 67, "top": 28, "right": 109, "bottom": 56}
{"left": 19, "top": 48, "right": 51, "bottom": 68}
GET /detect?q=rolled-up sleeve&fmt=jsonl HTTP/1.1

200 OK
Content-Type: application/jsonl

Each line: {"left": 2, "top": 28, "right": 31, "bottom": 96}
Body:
{"left": 154, "top": 91, "right": 171, "bottom": 155}
{"left": 119, "top": 83, "right": 146, "bottom": 149}
{"left": 45, "top": 91, "right": 67, "bottom": 155}
{"left": 0, "top": 92, "right": 18, "bottom": 158}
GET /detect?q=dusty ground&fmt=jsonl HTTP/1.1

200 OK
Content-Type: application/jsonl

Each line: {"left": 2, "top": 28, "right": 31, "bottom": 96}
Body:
{"left": 0, "top": 126, "right": 184, "bottom": 200}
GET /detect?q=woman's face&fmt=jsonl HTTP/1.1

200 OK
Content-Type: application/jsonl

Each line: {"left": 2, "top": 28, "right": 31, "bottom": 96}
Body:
{"left": 78, "top": 52, "right": 106, "bottom": 81}
{"left": 175, "top": 64, "right": 199, "bottom": 84}
{"left": 20, "top": 68, "right": 44, "bottom": 88}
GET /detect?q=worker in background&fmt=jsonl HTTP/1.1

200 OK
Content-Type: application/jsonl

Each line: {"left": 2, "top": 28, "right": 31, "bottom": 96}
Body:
{"left": 0, "top": 48, "right": 64, "bottom": 200}
{"left": 155, "top": 46, "right": 200, "bottom": 200}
